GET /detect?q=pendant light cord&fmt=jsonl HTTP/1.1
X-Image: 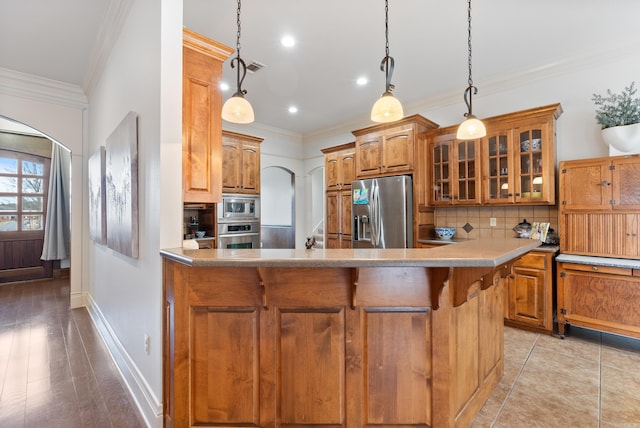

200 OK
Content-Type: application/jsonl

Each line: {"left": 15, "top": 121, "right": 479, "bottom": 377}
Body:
{"left": 231, "top": 0, "right": 247, "bottom": 97}
{"left": 463, "top": 0, "right": 477, "bottom": 118}
{"left": 380, "top": 0, "right": 395, "bottom": 93}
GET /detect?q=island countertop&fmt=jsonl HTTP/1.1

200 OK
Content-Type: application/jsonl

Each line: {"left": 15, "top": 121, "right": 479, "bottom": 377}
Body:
{"left": 160, "top": 237, "right": 540, "bottom": 268}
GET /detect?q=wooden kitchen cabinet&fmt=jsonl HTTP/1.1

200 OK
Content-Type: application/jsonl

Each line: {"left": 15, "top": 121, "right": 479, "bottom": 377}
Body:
{"left": 428, "top": 129, "right": 481, "bottom": 205}
{"left": 322, "top": 143, "right": 355, "bottom": 248}
{"left": 559, "top": 154, "right": 640, "bottom": 259}
{"left": 352, "top": 115, "right": 438, "bottom": 178}
{"left": 182, "top": 29, "right": 233, "bottom": 203}
{"left": 423, "top": 103, "right": 561, "bottom": 207}
{"left": 221, "top": 130, "right": 263, "bottom": 194}
{"left": 557, "top": 259, "right": 640, "bottom": 339}
{"left": 504, "top": 250, "right": 556, "bottom": 334}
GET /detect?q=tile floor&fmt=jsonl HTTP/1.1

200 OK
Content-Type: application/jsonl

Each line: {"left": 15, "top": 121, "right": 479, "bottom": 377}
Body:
{"left": 0, "top": 278, "right": 145, "bottom": 428}
{"left": 1, "top": 277, "right": 639, "bottom": 427}
{"left": 473, "top": 324, "right": 640, "bottom": 427}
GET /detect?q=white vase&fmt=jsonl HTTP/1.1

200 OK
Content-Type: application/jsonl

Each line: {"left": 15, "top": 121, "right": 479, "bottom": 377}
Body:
{"left": 601, "top": 122, "right": 640, "bottom": 153}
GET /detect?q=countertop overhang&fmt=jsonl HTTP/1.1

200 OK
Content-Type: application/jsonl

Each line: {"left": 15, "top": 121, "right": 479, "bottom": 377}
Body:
{"left": 161, "top": 237, "right": 541, "bottom": 268}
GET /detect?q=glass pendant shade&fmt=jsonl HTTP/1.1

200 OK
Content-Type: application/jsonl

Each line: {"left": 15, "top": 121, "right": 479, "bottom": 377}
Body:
{"left": 222, "top": 94, "right": 255, "bottom": 124}
{"left": 456, "top": 115, "right": 486, "bottom": 140}
{"left": 371, "top": 92, "right": 404, "bottom": 123}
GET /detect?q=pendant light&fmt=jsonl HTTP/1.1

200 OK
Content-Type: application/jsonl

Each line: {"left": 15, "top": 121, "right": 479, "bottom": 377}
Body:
{"left": 370, "top": 0, "right": 404, "bottom": 123}
{"left": 456, "top": 0, "right": 486, "bottom": 140}
{"left": 221, "top": 0, "right": 255, "bottom": 124}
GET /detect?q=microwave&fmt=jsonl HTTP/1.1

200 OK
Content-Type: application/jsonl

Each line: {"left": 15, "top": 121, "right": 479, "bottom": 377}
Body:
{"left": 219, "top": 194, "right": 260, "bottom": 222}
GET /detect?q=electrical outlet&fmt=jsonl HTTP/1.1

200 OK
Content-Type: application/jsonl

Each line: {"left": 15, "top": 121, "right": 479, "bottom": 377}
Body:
{"left": 144, "top": 334, "right": 150, "bottom": 354}
{"left": 490, "top": 217, "right": 497, "bottom": 227}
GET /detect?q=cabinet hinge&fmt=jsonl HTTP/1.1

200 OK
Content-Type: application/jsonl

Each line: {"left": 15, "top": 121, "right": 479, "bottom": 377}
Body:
{"left": 610, "top": 200, "right": 617, "bottom": 205}
{"left": 561, "top": 168, "right": 567, "bottom": 174}
{"left": 562, "top": 200, "right": 567, "bottom": 205}
{"left": 609, "top": 165, "right": 616, "bottom": 170}
{"left": 560, "top": 308, "right": 567, "bottom": 315}
{"left": 560, "top": 272, "right": 566, "bottom": 278}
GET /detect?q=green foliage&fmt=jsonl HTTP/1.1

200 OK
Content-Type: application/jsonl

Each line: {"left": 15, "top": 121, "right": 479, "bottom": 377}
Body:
{"left": 592, "top": 82, "right": 640, "bottom": 129}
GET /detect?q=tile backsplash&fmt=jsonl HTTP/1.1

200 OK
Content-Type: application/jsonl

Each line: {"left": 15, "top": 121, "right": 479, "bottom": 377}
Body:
{"left": 434, "top": 206, "right": 559, "bottom": 239}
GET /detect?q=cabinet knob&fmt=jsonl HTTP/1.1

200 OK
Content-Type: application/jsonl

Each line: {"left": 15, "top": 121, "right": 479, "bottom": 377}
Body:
{"left": 600, "top": 181, "right": 611, "bottom": 187}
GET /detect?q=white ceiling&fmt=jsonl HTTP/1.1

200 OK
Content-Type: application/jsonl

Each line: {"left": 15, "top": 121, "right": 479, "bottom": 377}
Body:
{"left": 2, "top": 1, "right": 640, "bottom": 136}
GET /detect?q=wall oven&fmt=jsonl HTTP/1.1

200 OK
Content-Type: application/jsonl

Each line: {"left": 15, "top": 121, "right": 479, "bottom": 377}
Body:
{"left": 217, "top": 221, "right": 260, "bottom": 249}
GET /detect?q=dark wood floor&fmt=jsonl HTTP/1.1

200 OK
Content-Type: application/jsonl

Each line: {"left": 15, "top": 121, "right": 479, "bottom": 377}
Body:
{"left": 0, "top": 278, "right": 146, "bottom": 428}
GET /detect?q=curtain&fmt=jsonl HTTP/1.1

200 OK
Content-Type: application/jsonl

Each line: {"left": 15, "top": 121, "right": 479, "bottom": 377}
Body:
{"left": 41, "top": 143, "right": 71, "bottom": 260}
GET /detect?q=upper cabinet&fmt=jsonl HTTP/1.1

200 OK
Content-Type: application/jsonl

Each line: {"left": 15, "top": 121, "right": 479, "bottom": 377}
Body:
{"left": 560, "top": 154, "right": 640, "bottom": 212}
{"left": 352, "top": 115, "right": 438, "bottom": 179}
{"left": 322, "top": 143, "right": 356, "bottom": 249}
{"left": 427, "top": 103, "right": 562, "bottom": 207}
{"left": 324, "top": 143, "right": 356, "bottom": 192}
{"left": 221, "top": 130, "right": 263, "bottom": 195}
{"left": 429, "top": 131, "right": 481, "bottom": 205}
{"left": 182, "top": 29, "right": 233, "bottom": 204}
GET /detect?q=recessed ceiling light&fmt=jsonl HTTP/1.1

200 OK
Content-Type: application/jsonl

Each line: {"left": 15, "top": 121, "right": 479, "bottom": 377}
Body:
{"left": 220, "top": 82, "right": 230, "bottom": 91}
{"left": 288, "top": 106, "right": 298, "bottom": 114}
{"left": 356, "top": 77, "right": 368, "bottom": 86}
{"left": 281, "top": 35, "right": 295, "bottom": 48}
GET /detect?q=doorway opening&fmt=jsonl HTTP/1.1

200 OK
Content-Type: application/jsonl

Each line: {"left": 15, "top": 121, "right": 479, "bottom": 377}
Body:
{"left": 261, "top": 166, "right": 295, "bottom": 249}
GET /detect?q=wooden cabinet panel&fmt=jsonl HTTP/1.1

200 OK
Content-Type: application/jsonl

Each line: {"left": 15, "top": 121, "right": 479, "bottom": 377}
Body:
{"left": 277, "top": 309, "right": 345, "bottom": 425}
{"left": 356, "top": 135, "right": 383, "bottom": 176}
{"left": 612, "top": 156, "right": 640, "bottom": 210}
{"left": 191, "top": 307, "right": 260, "bottom": 425}
{"left": 505, "top": 251, "right": 554, "bottom": 333}
{"left": 182, "top": 30, "right": 233, "bottom": 203}
{"left": 559, "top": 158, "right": 611, "bottom": 210}
{"left": 363, "top": 309, "right": 430, "bottom": 425}
{"left": 557, "top": 263, "right": 640, "bottom": 339}
{"left": 221, "top": 130, "right": 263, "bottom": 194}
{"left": 323, "top": 144, "right": 356, "bottom": 248}
{"left": 562, "top": 213, "right": 640, "bottom": 259}
{"left": 429, "top": 134, "right": 481, "bottom": 205}
{"left": 383, "top": 127, "right": 414, "bottom": 172}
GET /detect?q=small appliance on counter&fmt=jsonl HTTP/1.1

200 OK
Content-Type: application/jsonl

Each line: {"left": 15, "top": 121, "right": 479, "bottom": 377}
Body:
{"left": 513, "top": 219, "right": 531, "bottom": 238}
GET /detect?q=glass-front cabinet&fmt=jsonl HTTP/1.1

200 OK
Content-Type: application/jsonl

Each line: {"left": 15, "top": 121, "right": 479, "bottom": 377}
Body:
{"left": 429, "top": 132, "right": 481, "bottom": 205}
{"left": 484, "top": 130, "right": 513, "bottom": 204}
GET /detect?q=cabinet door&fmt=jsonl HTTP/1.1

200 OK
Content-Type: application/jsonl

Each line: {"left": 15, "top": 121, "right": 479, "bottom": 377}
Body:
{"left": 326, "top": 191, "right": 340, "bottom": 236}
{"left": 455, "top": 139, "right": 481, "bottom": 204}
{"left": 182, "top": 45, "right": 224, "bottom": 203}
{"left": 221, "top": 140, "right": 241, "bottom": 193}
{"left": 340, "top": 190, "right": 352, "bottom": 238}
{"left": 430, "top": 137, "right": 453, "bottom": 205}
{"left": 325, "top": 152, "right": 340, "bottom": 191}
{"left": 356, "top": 135, "right": 383, "bottom": 177}
{"left": 240, "top": 142, "right": 260, "bottom": 193}
{"left": 515, "top": 126, "right": 553, "bottom": 203}
{"left": 612, "top": 214, "right": 639, "bottom": 258}
{"left": 339, "top": 151, "right": 356, "bottom": 189}
{"left": 508, "top": 266, "right": 546, "bottom": 328}
{"left": 559, "top": 158, "right": 611, "bottom": 211}
{"left": 612, "top": 156, "right": 640, "bottom": 210}
{"left": 483, "top": 131, "right": 513, "bottom": 204}
{"left": 382, "top": 126, "right": 414, "bottom": 173}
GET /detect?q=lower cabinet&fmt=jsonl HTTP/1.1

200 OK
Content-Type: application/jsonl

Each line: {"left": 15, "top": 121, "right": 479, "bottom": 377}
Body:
{"left": 163, "top": 260, "right": 507, "bottom": 428}
{"left": 557, "top": 261, "right": 640, "bottom": 339}
{"left": 504, "top": 250, "right": 555, "bottom": 334}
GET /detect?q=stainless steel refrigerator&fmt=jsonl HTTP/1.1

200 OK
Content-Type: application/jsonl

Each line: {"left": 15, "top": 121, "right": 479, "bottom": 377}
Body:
{"left": 352, "top": 175, "right": 413, "bottom": 248}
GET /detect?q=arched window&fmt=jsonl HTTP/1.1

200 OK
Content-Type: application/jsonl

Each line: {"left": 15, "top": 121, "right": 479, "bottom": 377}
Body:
{"left": 0, "top": 150, "right": 50, "bottom": 233}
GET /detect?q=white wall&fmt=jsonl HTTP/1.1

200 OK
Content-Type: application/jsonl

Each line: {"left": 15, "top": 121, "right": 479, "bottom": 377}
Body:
{"left": 85, "top": 0, "right": 182, "bottom": 426}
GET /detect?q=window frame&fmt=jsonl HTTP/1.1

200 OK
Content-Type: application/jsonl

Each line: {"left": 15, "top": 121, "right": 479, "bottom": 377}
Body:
{"left": 0, "top": 150, "right": 50, "bottom": 239}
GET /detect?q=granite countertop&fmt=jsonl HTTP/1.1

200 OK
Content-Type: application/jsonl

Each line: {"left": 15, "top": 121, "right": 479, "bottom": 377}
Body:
{"left": 161, "top": 237, "right": 541, "bottom": 268}
{"left": 417, "top": 237, "right": 559, "bottom": 254}
{"left": 556, "top": 253, "right": 640, "bottom": 269}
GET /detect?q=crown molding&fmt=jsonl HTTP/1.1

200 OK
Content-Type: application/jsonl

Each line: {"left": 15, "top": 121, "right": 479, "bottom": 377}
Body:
{"left": 82, "top": 0, "right": 135, "bottom": 97}
{"left": 0, "top": 67, "right": 87, "bottom": 109}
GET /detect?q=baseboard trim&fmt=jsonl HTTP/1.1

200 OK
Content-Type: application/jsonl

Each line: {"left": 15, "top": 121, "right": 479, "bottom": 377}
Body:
{"left": 86, "top": 296, "right": 163, "bottom": 428}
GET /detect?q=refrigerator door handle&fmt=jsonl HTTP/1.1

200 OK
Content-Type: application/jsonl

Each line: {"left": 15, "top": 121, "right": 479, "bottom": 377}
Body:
{"left": 371, "top": 181, "right": 381, "bottom": 247}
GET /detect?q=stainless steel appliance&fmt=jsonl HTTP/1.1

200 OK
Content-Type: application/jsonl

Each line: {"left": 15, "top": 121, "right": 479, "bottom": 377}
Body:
{"left": 219, "top": 194, "right": 260, "bottom": 222}
{"left": 217, "top": 194, "right": 260, "bottom": 248}
{"left": 352, "top": 175, "right": 413, "bottom": 248}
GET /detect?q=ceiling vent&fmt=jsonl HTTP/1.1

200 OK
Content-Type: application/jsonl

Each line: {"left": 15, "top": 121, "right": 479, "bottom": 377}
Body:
{"left": 246, "top": 61, "right": 266, "bottom": 74}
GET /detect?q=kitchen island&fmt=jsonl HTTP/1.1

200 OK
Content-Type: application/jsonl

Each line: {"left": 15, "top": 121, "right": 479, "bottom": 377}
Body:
{"left": 161, "top": 238, "right": 540, "bottom": 428}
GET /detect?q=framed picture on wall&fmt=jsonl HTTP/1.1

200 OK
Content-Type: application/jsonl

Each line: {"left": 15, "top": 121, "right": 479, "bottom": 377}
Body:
{"left": 105, "top": 111, "right": 139, "bottom": 258}
{"left": 88, "top": 146, "right": 107, "bottom": 244}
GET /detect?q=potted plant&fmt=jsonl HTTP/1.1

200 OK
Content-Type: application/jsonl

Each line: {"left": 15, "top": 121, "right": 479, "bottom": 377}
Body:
{"left": 592, "top": 82, "right": 640, "bottom": 152}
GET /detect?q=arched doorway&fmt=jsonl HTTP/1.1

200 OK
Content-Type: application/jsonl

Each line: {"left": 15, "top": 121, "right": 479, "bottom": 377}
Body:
{"left": 261, "top": 166, "right": 295, "bottom": 248}
{"left": 0, "top": 116, "right": 71, "bottom": 282}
